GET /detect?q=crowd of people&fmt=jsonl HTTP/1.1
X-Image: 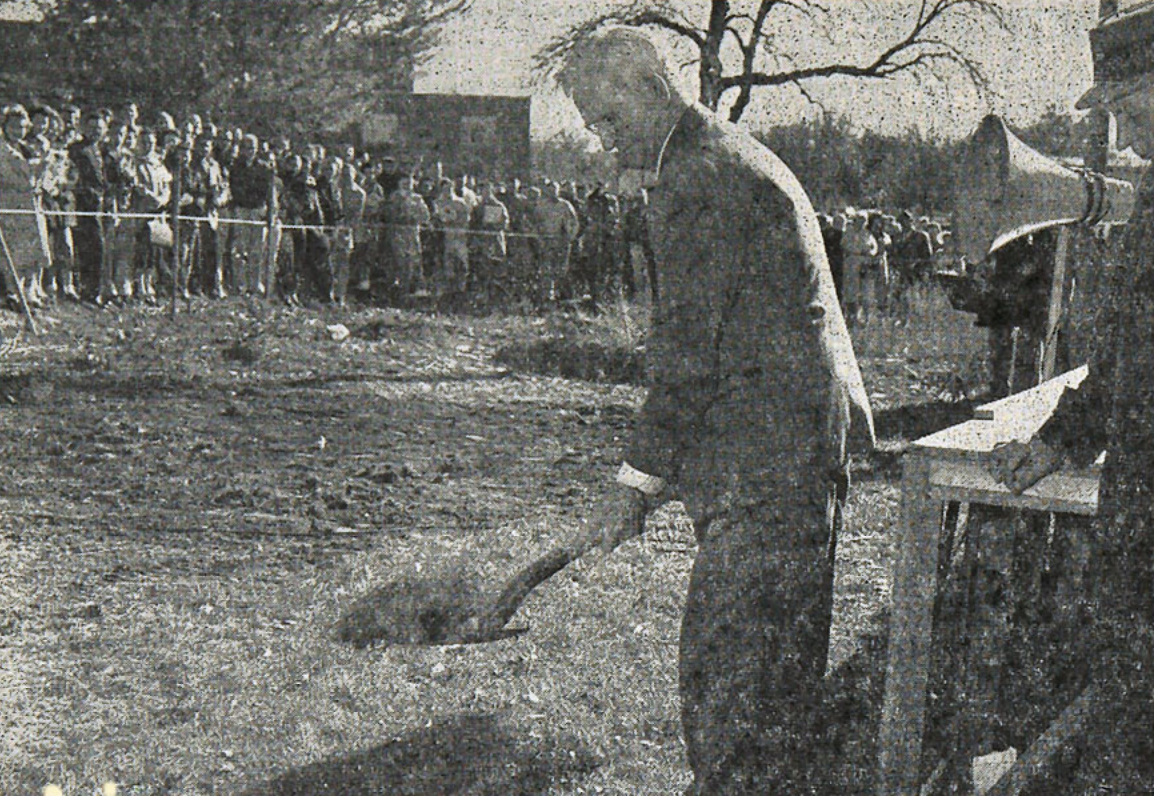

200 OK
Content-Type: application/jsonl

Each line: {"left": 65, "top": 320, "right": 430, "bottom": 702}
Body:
{"left": 818, "top": 206, "right": 953, "bottom": 326}
{"left": 0, "top": 101, "right": 659, "bottom": 314}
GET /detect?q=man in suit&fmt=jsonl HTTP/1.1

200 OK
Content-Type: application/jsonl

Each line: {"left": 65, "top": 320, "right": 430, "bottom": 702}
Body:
{"left": 558, "top": 27, "right": 873, "bottom": 794}
{"left": 993, "top": 5, "right": 1154, "bottom": 791}
{"left": 68, "top": 110, "right": 111, "bottom": 302}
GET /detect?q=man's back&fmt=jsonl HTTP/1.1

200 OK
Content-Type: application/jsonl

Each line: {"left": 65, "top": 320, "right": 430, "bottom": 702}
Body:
{"left": 639, "top": 105, "right": 870, "bottom": 511}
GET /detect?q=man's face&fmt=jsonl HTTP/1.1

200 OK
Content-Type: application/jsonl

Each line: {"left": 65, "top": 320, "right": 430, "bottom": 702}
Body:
{"left": 567, "top": 65, "right": 668, "bottom": 170}
{"left": 240, "top": 138, "right": 257, "bottom": 160}
{"left": 31, "top": 115, "right": 50, "bottom": 136}
{"left": 1111, "top": 85, "right": 1154, "bottom": 159}
{"left": 86, "top": 117, "right": 107, "bottom": 141}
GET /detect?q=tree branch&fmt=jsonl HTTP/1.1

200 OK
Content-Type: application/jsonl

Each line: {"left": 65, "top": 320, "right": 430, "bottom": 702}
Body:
{"left": 721, "top": 0, "right": 1005, "bottom": 98}
{"left": 533, "top": 1, "right": 706, "bottom": 75}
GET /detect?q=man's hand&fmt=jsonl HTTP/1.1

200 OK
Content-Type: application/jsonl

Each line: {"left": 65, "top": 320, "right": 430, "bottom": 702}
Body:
{"left": 990, "top": 436, "right": 1065, "bottom": 495}
{"left": 587, "top": 484, "right": 649, "bottom": 554}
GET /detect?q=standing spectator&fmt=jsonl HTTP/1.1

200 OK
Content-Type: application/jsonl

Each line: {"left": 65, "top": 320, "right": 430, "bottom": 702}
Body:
{"left": 36, "top": 106, "right": 78, "bottom": 301}
{"left": 132, "top": 127, "right": 171, "bottom": 304}
{"left": 891, "top": 213, "right": 934, "bottom": 319}
{"left": 61, "top": 105, "right": 82, "bottom": 147}
{"left": 819, "top": 212, "right": 844, "bottom": 303}
{"left": 184, "top": 136, "right": 228, "bottom": 298}
{"left": 387, "top": 172, "right": 431, "bottom": 298}
{"left": 534, "top": 180, "right": 579, "bottom": 305}
{"left": 474, "top": 180, "right": 509, "bottom": 302}
{"left": 417, "top": 174, "right": 440, "bottom": 290}
{"left": 0, "top": 105, "right": 50, "bottom": 309}
{"left": 329, "top": 158, "right": 366, "bottom": 306}
{"left": 106, "top": 123, "right": 139, "bottom": 303}
{"left": 575, "top": 185, "right": 612, "bottom": 306}
{"left": 841, "top": 211, "right": 877, "bottom": 328}
{"left": 68, "top": 109, "right": 111, "bottom": 302}
{"left": 865, "top": 212, "right": 892, "bottom": 317}
{"left": 623, "top": 188, "right": 658, "bottom": 302}
{"left": 433, "top": 177, "right": 471, "bottom": 307}
{"left": 228, "top": 133, "right": 276, "bottom": 295}
{"left": 28, "top": 106, "right": 69, "bottom": 301}
{"left": 506, "top": 178, "right": 536, "bottom": 300}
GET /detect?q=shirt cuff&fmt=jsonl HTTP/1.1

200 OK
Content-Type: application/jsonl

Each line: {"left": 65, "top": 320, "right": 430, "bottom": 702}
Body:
{"left": 616, "top": 461, "right": 666, "bottom": 497}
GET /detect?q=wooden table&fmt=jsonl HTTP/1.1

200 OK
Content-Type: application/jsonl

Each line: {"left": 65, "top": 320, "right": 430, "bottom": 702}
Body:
{"left": 876, "top": 367, "right": 1101, "bottom": 795}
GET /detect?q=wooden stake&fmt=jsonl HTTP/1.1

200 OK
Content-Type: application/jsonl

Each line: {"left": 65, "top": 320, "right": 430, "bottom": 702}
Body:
{"left": 170, "top": 161, "right": 182, "bottom": 320}
{"left": 0, "top": 224, "right": 39, "bottom": 336}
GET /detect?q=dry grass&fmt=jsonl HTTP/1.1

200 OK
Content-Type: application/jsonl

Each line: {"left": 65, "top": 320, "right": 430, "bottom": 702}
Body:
{"left": 0, "top": 286, "right": 986, "bottom": 795}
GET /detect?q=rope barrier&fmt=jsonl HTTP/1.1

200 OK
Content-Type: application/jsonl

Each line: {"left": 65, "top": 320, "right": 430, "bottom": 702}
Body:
{"left": 0, "top": 206, "right": 583, "bottom": 241}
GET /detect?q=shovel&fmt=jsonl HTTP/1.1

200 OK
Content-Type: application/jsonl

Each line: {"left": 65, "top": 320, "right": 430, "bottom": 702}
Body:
{"left": 334, "top": 520, "right": 610, "bottom": 648}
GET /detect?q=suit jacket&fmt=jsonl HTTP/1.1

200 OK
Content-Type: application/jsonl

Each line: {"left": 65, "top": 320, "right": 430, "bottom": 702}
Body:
{"left": 627, "top": 104, "right": 873, "bottom": 519}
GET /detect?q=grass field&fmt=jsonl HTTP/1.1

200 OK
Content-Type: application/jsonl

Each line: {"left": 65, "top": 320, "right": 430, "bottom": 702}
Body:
{"left": 0, "top": 287, "right": 987, "bottom": 795}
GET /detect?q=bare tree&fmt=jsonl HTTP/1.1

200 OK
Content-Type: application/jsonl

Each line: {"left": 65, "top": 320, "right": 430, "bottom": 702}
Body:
{"left": 536, "top": 0, "right": 1008, "bottom": 123}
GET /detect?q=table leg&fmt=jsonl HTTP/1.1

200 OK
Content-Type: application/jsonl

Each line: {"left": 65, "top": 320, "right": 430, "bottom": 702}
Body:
{"left": 879, "top": 453, "right": 943, "bottom": 795}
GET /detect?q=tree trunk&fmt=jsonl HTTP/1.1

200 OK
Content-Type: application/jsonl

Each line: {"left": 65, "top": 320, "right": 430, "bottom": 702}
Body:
{"left": 697, "top": 0, "right": 729, "bottom": 111}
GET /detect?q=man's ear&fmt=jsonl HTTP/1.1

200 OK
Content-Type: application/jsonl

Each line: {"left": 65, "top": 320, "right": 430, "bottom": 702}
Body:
{"left": 642, "top": 72, "right": 672, "bottom": 103}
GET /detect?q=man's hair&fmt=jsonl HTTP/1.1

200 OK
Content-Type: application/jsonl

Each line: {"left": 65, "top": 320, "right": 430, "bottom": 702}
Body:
{"left": 556, "top": 26, "right": 672, "bottom": 96}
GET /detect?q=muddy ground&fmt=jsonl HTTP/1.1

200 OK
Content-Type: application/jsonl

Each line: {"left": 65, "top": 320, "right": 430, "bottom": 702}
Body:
{"left": 0, "top": 295, "right": 985, "bottom": 794}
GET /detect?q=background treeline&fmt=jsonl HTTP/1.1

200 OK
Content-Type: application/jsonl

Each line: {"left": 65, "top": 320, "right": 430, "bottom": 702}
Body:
{"left": 531, "top": 108, "right": 1090, "bottom": 218}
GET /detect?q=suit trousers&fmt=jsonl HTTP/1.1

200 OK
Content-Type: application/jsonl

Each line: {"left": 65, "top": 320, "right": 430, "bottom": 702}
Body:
{"left": 680, "top": 483, "right": 839, "bottom": 795}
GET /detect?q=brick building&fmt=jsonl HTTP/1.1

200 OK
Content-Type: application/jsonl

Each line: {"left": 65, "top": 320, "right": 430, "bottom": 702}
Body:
{"left": 351, "top": 93, "right": 532, "bottom": 182}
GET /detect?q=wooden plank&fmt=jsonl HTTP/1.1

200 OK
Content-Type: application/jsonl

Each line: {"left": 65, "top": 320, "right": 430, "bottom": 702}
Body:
{"left": 878, "top": 454, "right": 943, "bottom": 796}
{"left": 1041, "top": 228, "right": 1070, "bottom": 382}
{"left": 974, "top": 365, "right": 1088, "bottom": 421}
{"left": 928, "top": 461, "right": 1099, "bottom": 517}
{"left": 985, "top": 682, "right": 1102, "bottom": 796}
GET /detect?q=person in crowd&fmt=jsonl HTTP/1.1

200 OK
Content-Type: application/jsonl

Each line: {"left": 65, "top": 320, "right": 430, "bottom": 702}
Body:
{"left": 352, "top": 164, "right": 386, "bottom": 296}
{"left": 298, "top": 152, "right": 330, "bottom": 303}
{"left": 0, "top": 105, "right": 50, "bottom": 309}
{"left": 574, "top": 184, "right": 613, "bottom": 306}
{"left": 61, "top": 105, "right": 82, "bottom": 147}
{"left": 387, "top": 171, "right": 432, "bottom": 299}
{"left": 623, "top": 187, "right": 658, "bottom": 302}
{"left": 184, "top": 135, "right": 228, "bottom": 298}
{"left": 864, "top": 211, "right": 892, "bottom": 318}
{"left": 329, "top": 157, "right": 366, "bottom": 306}
{"left": 68, "top": 109, "right": 112, "bottom": 302}
{"left": 474, "top": 179, "right": 509, "bottom": 303}
{"left": 31, "top": 105, "right": 78, "bottom": 301}
{"left": 534, "top": 179, "right": 579, "bottom": 306}
{"left": 505, "top": 178, "right": 536, "bottom": 301}
{"left": 558, "top": 27, "right": 872, "bottom": 793}
{"left": 818, "top": 211, "right": 844, "bottom": 303}
{"left": 132, "top": 127, "right": 171, "bottom": 304}
{"left": 433, "top": 176, "right": 471, "bottom": 308}
{"left": 841, "top": 210, "right": 877, "bottom": 328}
{"left": 228, "top": 133, "right": 277, "bottom": 296}
{"left": 890, "top": 211, "right": 934, "bottom": 320}
{"left": 416, "top": 173, "right": 441, "bottom": 289}
{"left": 104, "top": 123, "right": 139, "bottom": 303}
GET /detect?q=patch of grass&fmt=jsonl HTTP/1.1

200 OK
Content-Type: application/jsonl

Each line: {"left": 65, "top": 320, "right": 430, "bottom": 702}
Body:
{"left": 0, "top": 289, "right": 981, "bottom": 795}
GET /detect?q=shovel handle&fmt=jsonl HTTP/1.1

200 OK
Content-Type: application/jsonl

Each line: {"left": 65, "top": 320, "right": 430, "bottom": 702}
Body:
{"left": 485, "top": 522, "right": 607, "bottom": 630}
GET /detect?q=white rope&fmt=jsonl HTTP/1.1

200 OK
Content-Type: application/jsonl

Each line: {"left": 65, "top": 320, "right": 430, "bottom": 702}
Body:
{"left": 0, "top": 206, "right": 579, "bottom": 241}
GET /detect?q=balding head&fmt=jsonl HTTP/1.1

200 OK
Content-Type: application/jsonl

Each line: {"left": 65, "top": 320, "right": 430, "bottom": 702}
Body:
{"left": 557, "top": 26, "right": 686, "bottom": 170}
{"left": 557, "top": 27, "right": 673, "bottom": 96}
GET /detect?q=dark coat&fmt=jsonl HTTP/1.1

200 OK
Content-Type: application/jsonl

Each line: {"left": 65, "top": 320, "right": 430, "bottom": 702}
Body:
{"left": 626, "top": 104, "right": 873, "bottom": 520}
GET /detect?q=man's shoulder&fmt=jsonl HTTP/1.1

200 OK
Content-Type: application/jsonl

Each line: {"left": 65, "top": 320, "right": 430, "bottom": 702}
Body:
{"left": 662, "top": 105, "right": 810, "bottom": 214}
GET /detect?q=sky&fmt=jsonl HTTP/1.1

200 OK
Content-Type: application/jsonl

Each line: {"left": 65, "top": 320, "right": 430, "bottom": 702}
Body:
{"left": 417, "top": 0, "right": 1105, "bottom": 141}
{"left": 0, "top": 0, "right": 1109, "bottom": 141}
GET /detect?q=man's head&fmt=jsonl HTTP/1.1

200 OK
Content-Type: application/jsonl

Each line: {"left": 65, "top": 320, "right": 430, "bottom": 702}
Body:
{"left": 2, "top": 105, "right": 30, "bottom": 142}
{"left": 1078, "top": 4, "right": 1154, "bottom": 158}
{"left": 240, "top": 133, "right": 258, "bottom": 161}
{"left": 85, "top": 110, "right": 109, "bottom": 142}
{"left": 556, "top": 27, "right": 686, "bottom": 170}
